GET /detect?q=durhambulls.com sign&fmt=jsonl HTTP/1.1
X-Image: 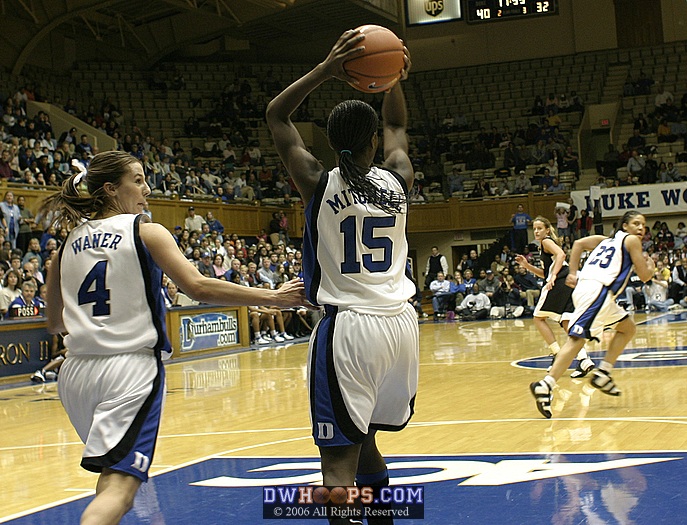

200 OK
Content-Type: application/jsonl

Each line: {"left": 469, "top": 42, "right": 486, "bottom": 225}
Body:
{"left": 179, "top": 311, "right": 239, "bottom": 352}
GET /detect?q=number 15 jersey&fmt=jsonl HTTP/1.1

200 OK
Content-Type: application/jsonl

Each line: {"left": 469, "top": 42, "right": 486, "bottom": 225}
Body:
{"left": 59, "top": 214, "right": 171, "bottom": 357}
{"left": 579, "top": 230, "right": 633, "bottom": 294}
{"left": 303, "top": 166, "right": 416, "bottom": 316}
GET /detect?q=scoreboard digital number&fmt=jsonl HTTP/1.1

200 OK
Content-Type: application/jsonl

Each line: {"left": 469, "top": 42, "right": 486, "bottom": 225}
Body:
{"left": 466, "top": 0, "right": 557, "bottom": 23}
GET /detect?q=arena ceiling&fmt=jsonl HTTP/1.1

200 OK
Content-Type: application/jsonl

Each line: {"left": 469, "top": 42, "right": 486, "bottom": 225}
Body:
{"left": 3, "top": 0, "right": 402, "bottom": 74}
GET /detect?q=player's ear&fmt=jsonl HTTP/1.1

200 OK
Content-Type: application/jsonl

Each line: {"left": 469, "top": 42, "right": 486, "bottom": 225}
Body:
{"left": 102, "top": 181, "right": 117, "bottom": 197}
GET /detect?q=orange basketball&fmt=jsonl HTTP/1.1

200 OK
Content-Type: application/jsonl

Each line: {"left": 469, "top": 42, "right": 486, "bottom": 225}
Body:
{"left": 344, "top": 25, "right": 404, "bottom": 94}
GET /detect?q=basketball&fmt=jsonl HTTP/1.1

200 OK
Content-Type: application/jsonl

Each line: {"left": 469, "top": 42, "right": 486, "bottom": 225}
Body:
{"left": 344, "top": 25, "right": 404, "bottom": 94}
{"left": 329, "top": 486, "right": 348, "bottom": 505}
{"left": 313, "top": 486, "right": 330, "bottom": 504}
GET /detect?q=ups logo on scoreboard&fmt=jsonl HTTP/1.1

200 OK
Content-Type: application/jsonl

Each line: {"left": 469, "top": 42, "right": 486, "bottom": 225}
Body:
{"left": 425, "top": 0, "right": 444, "bottom": 17}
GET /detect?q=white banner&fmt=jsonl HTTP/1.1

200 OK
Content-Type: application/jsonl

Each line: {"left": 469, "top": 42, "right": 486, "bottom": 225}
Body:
{"left": 571, "top": 182, "right": 687, "bottom": 218}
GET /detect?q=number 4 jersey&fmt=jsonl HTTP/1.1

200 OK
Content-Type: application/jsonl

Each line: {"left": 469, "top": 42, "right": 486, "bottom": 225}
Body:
{"left": 579, "top": 230, "right": 634, "bottom": 294}
{"left": 303, "top": 166, "right": 416, "bottom": 316}
{"left": 59, "top": 214, "right": 171, "bottom": 357}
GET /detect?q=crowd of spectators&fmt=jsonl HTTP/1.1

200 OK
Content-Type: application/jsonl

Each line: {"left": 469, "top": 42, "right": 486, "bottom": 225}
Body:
{"left": 167, "top": 206, "right": 319, "bottom": 343}
{"left": 411, "top": 90, "right": 584, "bottom": 201}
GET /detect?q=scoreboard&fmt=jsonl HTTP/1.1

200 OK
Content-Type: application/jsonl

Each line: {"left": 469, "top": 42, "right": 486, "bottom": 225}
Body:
{"left": 466, "top": 0, "right": 558, "bottom": 23}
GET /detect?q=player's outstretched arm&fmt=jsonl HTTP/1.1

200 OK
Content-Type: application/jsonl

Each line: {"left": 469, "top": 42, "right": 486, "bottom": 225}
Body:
{"left": 141, "top": 223, "right": 305, "bottom": 308}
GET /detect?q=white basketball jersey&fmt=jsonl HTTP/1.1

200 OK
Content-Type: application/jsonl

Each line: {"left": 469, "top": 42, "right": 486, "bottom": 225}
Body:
{"left": 579, "top": 231, "right": 634, "bottom": 293}
{"left": 303, "top": 166, "right": 415, "bottom": 315}
{"left": 59, "top": 214, "right": 170, "bottom": 356}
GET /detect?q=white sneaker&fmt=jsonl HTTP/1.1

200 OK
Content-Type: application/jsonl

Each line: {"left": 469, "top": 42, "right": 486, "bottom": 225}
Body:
{"left": 272, "top": 333, "right": 285, "bottom": 343}
{"left": 281, "top": 332, "right": 294, "bottom": 340}
{"left": 256, "top": 336, "right": 270, "bottom": 345}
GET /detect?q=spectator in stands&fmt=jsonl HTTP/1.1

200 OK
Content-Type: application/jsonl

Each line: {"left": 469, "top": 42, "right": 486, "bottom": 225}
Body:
{"left": 425, "top": 245, "right": 449, "bottom": 290}
{"left": 429, "top": 272, "right": 452, "bottom": 319}
{"left": 626, "top": 149, "right": 646, "bottom": 180}
{"left": 205, "top": 211, "right": 224, "bottom": 236}
{"left": 655, "top": 83, "right": 674, "bottom": 114}
{"left": 184, "top": 169, "right": 205, "bottom": 195}
{"left": 274, "top": 173, "right": 291, "bottom": 199}
{"left": 184, "top": 206, "right": 205, "bottom": 232}
{"left": 246, "top": 171, "right": 263, "bottom": 200}
{"left": 635, "top": 71, "right": 654, "bottom": 95}
{"left": 478, "top": 269, "right": 501, "bottom": 300}
{"left": 0, "top": 149, "right": 14, "bottom": 180}
{"left": 5, "top": 279, "right": 44, "bottom": 319}
{"left": 513, "top": 170, "right": 532, "bottom": 194}
{"left": 196, "top": 251, "right": 216, "bottom": 278}
{"left": 544, "top": 93, "right": 559, "bottom": 114}
{"left": 456, "top": 284, "right": 490, "bottom": 321}
{"left": 668, "top": 162, "right": 682, "bottom": 181}
{"left": 547, "top": 177, "right": 566, "bottom": 193}
{"left": 643, "top": 269, "right": 673, "bottom": 312}
{"left": 627, "top": 129, "right": 646, "bottom": 153}
{"left": 74, "top": 134, "right": 93, "bottom": 158}
{"left": 514, "top": 264, "right": 540, "bottom": 308}
{"left": 0, "top": 191, "right": 20, "bottom": 249}
{"left": 634, "top": 113, "right": 650, "bottom": 134}
{"left": 503, "top": 141, "right": 524, "bottom": 173}
{"left": 511, "top": 204, "right": 532, "bottom": 254}
{"left": 447, "top": 167, "right": 465, "bottom": 196}
{"left": 530, "top": 139, "right": 548, "bottom": 166}
{"left": 531, "top": 95, "right": 545, "bottom": 116}
{"left": 657, "top": 119, "right": 678, "bottom": 143}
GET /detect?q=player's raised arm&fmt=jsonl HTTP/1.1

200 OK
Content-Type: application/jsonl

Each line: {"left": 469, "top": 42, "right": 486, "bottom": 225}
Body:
{"left": 266, "top": 29, "right": 365, "bottom": 204}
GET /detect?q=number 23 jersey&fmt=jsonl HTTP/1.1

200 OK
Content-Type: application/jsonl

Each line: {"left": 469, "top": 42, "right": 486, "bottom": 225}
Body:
{"left": 59, "top": 214, "right": 171, "bottom": 357}
{"left": 303, "top": 166, "right": 415, "bottom": 315}
{"left": 579, "top": 230, "right": 633, "bottom": 293}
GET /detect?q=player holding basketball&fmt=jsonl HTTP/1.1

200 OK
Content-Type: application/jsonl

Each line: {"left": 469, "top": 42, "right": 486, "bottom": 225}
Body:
{"left": 41, "top": 151, "right": 304, "bottom": 525}
{"left": 515, "top": 216, "right": 595, "bottom": 378}
{"left": 530, "top": 210, "right": 655, "bottom": 418}
{"left": 267, "top": 29, "right": 417, "bottom": 525}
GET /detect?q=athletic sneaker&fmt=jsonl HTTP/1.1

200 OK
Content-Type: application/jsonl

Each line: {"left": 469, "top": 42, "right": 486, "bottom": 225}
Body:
{"left": 272, "top": 333, "right": 285, "bottom": 343}
{"left": 44, "top": 371, "right": 58, "bottom": 381}
{"left": 255, "top": 336, "right": 271, "bottom": 345}
{"left": 530, "top": 380, "right": 553, "bottom": 418}
{"left": 570, "top": 357, "right": 595, "bottom": 378}
{"left": 30, "top": 369, "right": 46, "bottom": 383}
{"left": 590, "top": 369, "right": 621, "bottom": 396}
{"left": 280, "top": 332, "right": 294, "bottom": 340}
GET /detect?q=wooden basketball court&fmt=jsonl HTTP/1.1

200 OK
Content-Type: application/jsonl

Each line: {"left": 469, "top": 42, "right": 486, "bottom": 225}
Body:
{"left": 2, "top": 312, "right": 686, "bottom": 524}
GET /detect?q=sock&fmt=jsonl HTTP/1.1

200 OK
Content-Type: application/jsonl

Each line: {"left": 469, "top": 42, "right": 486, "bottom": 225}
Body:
{"left": 548, "top": 341, "right": 561, "bottom": 355}
{"left": 356, "top": 469, "right": 391, "bottom": 524}
{"left": 576, "top": 347, "right": 589, "bottom": 360}
{"left": 599, "top": 361, "right": 614, "bottom": 373}
{"left": 543, "top": 375, "right": 556, "bottom": 389}
{"left": 355, "top": 469, "right": 389, "bottom": 487}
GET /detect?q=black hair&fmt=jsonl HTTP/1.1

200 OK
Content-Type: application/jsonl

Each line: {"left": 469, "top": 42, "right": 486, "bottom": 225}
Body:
{"left": 620, "top": 210, "right": 644, "bottom": 231}
{"left": 327, "top": 100, "right": 405, "bottom": 215}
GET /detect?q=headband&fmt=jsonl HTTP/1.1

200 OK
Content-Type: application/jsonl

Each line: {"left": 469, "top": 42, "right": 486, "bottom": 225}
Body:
{"left": 71, "top": 159, "right": 88, "bottom": 189}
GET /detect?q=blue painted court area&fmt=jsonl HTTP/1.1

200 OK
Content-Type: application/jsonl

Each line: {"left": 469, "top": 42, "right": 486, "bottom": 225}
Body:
{"left": 516, "top": 346, "right": 687, "bottom": 371}
{"left": 6, "top": 453, "right": 686, "bottom": 524}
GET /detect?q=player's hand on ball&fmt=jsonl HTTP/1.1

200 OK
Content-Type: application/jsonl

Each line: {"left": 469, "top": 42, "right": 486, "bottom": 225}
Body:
{"left": 400, "top": 45, "right": 412, "bottom": 81}
{"left": 322, "top": 29, "right": 365, "bottom": 83}
{"left": 274, "top": 278, "right": 306, "bottom": 308}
